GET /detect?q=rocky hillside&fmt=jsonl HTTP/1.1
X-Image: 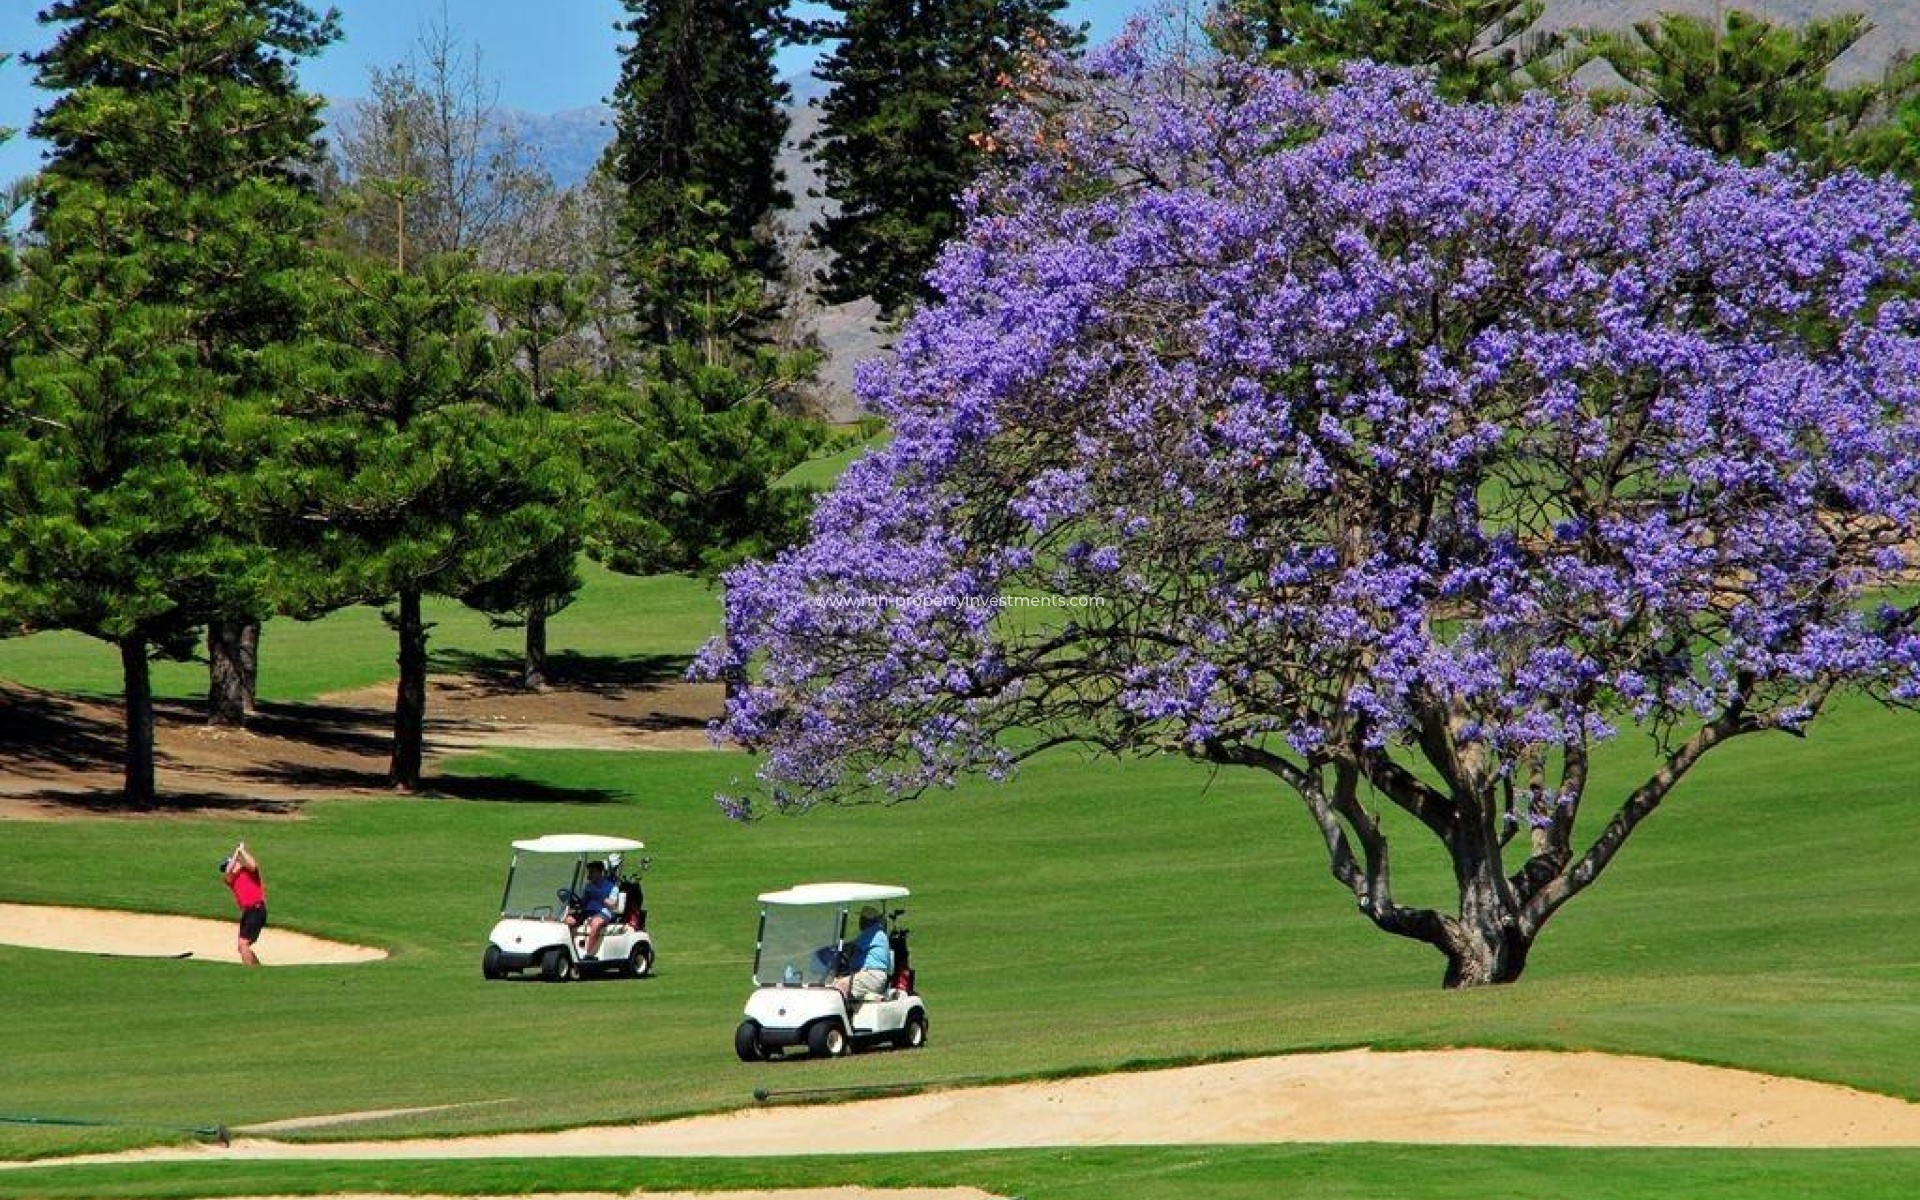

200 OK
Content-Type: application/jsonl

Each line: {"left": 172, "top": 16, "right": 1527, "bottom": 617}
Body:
{"left": 1542, "top": 1, "right": 1918, "bottom": 82}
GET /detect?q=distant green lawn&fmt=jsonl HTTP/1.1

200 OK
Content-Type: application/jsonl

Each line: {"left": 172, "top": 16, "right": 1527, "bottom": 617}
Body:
{"left": 776, "top": 425, "right": 889, "bottom": 490}
{"left": 0, "top": 560, "right": 1915, "bottom": 1197}
{"left": 0, "top": 562, "right": 720, "bottom": 701}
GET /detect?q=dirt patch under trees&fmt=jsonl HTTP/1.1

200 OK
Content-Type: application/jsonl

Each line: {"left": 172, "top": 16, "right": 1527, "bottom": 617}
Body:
{"left": 0, "top": 660, "right": 724, "bottom": 819}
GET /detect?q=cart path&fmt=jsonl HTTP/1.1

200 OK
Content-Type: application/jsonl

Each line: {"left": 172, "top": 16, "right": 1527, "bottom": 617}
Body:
{"left": 11, "top": 1047, "right": 1920, "bottom": 1175}
{"left": 0, "top": 903, "right": 386, "bottom": 964}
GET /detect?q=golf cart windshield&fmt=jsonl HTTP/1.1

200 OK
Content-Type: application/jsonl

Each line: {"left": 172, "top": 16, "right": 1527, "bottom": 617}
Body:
{"left": 502, "top": 854, "right": 585, "bottom": 920}
{"left": 500, "top": 835, "right": 641, "bottom": 920}
{"left": 755, "top": 905, "right": 846, "bottom": 987}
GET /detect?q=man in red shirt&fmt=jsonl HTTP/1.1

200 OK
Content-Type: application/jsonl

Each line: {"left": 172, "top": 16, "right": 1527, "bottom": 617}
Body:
{"left": 220, "top": 842, "right": 267, "bottom": 966}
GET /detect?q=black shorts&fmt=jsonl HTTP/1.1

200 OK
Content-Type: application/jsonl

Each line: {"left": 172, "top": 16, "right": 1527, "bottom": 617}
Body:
{"left": 238, "top": 904, "right": 267, "bottom": 943}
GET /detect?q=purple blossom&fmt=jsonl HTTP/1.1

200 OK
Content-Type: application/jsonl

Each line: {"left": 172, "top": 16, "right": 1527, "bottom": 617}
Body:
{"left": 693, "top": 53, "right": 1920, "bottom": 822}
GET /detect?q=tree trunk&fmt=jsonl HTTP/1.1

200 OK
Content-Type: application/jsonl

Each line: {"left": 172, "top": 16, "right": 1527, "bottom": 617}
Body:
{"left": 206, "top": 619, "right": 259, "bottom": 727}
{"left": 390, "top": 587, "right": 427, "bottom": 791}
{"left": 523, "top": 599, "right": 550, "bottom": 691}
{"left": 1441, "top": 909, "right": 1532, "bottom": 987}
{"left": 1441, "top": 837, "right": 1531, "bottom": 988}
{"left": 119, "top": 635, "right": 156, "bottom": 809}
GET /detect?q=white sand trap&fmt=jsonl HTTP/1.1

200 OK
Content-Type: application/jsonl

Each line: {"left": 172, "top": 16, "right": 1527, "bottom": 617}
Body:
{"left": 13, "top": 1048, "right": 1919, "bottom": 1178}
{"left": 0, "top": 903, "right": 385, "bottom": 965}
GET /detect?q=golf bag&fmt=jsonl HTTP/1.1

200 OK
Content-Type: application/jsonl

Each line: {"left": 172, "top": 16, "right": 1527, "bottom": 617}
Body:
{"left": 889, "top": 922, "right": 914, "bottom": 993}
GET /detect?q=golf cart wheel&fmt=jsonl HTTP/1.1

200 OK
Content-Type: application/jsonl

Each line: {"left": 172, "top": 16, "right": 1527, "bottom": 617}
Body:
{"left": 896, "top": 1010, "right": 928, "bottom": 1050}
{"left": 807, "top": 1020, "right": 849, "bottom": 1058}
{"left": 482, "top": 944, "right": 505, "bottom": 980}
{"left": 540, "top": 947, "right": 575, "bottom": 982}
{"left": 625, "top": 943, "right": 654, "bottom": 978}
{"left": 735, "top": 1020, "right": 768, "bottom": 1062}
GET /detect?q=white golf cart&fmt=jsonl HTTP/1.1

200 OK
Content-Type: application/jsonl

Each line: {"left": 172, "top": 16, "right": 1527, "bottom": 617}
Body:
{"left": 483, "top": 834, "right": 654, "bottom": 982}
{"left": 734, "top": 881, "right": 927, "bottom": 1060}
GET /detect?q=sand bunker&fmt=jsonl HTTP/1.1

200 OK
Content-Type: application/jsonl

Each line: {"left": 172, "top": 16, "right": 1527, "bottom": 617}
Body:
{"left": 15, "top": 1048, "right": 1919, "bottom": 1177}
{"left": 0, "top": 903, "right": 385, "bottom": 965}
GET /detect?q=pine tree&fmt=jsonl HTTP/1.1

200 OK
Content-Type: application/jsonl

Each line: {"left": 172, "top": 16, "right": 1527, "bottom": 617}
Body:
{"left": 0, "top": 2, "right": 331, "bottom": 805}
{"left": 20, "top": 0, "right": 337, "bottom": 730}
{"left": 1218, "top": 1, "right": 1563, "bottom": 103}
{"left": 0, "top": 209, "right": 221, "bottom": 806}
{"left": 583, "top": 342, "right": 826, "bottom": 584}
{"left": 280, "top": 255, "right": 572, "bottom": 790}
{"left": 458, "top": 272, "right": 596, "bottom": 691}
{"left": 1573, "top": 10, "right": 1911, "bottom": 170}
{"left": 806, "top": 0, "right": 1081, "bottom": 317}
{"left": 600, "top": 0, "right": 794, "bottom": 344}
{"left": 591, "top": 0, "right": 836, "bottom": 596}
{"left": 1849, "top": 56, "right": 1920, "bottom": 186}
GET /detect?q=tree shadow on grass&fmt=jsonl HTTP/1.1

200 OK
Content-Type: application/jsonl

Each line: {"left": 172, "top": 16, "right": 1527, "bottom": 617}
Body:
{"left": 234, "top": 695, "right": 624, "bottom": 803}
{"left": 0, "top": 687, "right": 619, "bottom": 810}
{"left": 243, "top": 698, "right": 393, "bottom": 755}
{"left": 0, "top": 782, "right": 303, "bottom": 816}
{"left": 236, "top": 761, "right": 622, "bottom": 805}
{"left": 607, "top": 710, "right": 712, "bottom": 736}
{"left": 426, "top": 773, "right": 623, "bottom": 804}
{"left": 430, "top": 649, "right": 693, "bottom": 696}
{"left": 0, "top": 688, "right": 123, "bottom": 774}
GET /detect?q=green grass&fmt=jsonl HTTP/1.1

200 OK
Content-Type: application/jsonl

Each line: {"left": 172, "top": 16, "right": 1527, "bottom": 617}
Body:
{"left": 0, "top": 715, "right": 1914, "bottom": 1158}
{"left": 776, "top": 426, "right": 889, "bottom": 490}
{"left": 0, "top": 560, "right": 1915, "bottom": 1196}
{"left": 0, "top": 561, "right": 720, "bottom": 702}
{"left": 3, "top": 1145, "right": 1918, "bottom": 1200}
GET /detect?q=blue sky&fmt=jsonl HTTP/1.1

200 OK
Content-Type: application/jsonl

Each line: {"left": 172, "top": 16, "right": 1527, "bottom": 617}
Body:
{"left": 0, "top": 1, "right": 1166, "bottom": 186}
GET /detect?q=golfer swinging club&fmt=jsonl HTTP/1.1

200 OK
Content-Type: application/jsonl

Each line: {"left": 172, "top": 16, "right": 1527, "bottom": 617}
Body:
{"left": 220, "top": 842, "right": 267, "bottom": 966}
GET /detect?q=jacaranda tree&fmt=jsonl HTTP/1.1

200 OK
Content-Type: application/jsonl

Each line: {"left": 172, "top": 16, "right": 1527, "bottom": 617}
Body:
{"left": 697, "top": 45, "right": 1920, "bottom": 988}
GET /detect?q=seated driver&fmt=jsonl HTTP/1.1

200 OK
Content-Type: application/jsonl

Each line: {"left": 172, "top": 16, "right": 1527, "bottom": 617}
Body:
{"left": 835, "top": 905, "right": 893, "bottom": 1001}
{"left": 564, "top": 860, "right": 619, "bottom": 960}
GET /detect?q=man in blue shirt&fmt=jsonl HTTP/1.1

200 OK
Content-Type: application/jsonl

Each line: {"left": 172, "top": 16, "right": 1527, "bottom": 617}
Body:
{"left": 564, "top": 861, "right": 620, "bottom": 959}
{"left": 837, "top": 905, "right": 893, "bottom": 1001}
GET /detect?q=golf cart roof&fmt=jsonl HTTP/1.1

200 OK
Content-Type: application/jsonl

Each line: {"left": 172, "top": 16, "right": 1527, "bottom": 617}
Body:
{"left": 511, "top": 834, "right": 644, "bottom": 854}
{"left": 756, "top": 882, "right": 910, "bottom": 906}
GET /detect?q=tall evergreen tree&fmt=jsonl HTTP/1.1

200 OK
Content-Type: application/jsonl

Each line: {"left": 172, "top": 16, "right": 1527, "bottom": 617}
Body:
{"left": 806, "top": 0, "right": 1081, "bottom": 317}
{"left": 0, "top": 2, "right": 331, "bottom": 805}
{"left": 591, "top": 0, "right": 836, "bottom": 599}
{"left": 582, "top": 343, "right": 826, "bottom": 585}
{"left": 459, "top": 271, "right": 595, "bottom": 691}
{"left": 1573, "top": 9, "right": 1912, "bottom": 170}
{"left": 0, "top": 204, "right": 218, "bottom": 806}
{"left": 18, "top": 0, "right": 337, "bottom": 730}
{"left": 600, "top": 0, "right": 794, "bottom": 344}
{"left": 1218, "top": 1, "right": 1563, "bottom": 102}
{"left": 280, "top": 255, "right": 570, "bottom": 790}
